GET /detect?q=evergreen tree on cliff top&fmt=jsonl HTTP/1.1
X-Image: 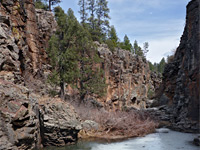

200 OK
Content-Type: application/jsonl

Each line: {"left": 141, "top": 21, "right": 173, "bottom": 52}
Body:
{"left": 35, "top": 0, "right": 48, "bottom": 10}
{"left": 43, "top": 0, "right": 61, "bottom": 11}
{"left": 120, "top": 35, "right": 132, "bottom": 52}
{"left": 133, "top": 40, "right": 143, "bottom": 56}
{"left": 48, "top": 7, "right": 106, "bottom": 100}
{"left": 96, "top": 0, "right": 110, "bottom": 41}
{"left": 78, "top": 0, "right": 88, "bottom": 25}
{"left": 106, "top": 25, "right": 119, "bottom": 52}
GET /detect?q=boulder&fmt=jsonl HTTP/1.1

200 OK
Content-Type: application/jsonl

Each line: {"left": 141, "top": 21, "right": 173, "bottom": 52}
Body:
{"left": 193, "top": 136, "right": 200, "bottom": 146}
{"left": 82, "top": 120, "right": 99, "bottom": 131}
{"left": 39, "top": 98, "right": 82, "bottom": 147}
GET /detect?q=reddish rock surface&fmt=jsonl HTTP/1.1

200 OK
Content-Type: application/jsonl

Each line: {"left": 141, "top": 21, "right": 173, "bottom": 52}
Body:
{"left": 0, "top": 0, "right": 56, "bottom": 76}
{"left": 92, "top": 43, "right": 160, "bottom": 110}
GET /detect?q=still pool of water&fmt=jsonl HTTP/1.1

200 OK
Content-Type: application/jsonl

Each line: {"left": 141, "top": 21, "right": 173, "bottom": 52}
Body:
{"left": 45, "top": 128, "right": 199, "bottom": 150}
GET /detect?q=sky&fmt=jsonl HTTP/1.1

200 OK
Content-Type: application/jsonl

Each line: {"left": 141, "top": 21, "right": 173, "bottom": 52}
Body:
{"left": 57, "top": 0, "right": 190, "bottom": 63}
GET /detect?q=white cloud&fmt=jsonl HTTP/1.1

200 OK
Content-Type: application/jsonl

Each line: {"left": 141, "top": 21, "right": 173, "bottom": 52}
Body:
{"left": 146, "top": 37, "right": 180, "bottom": 63}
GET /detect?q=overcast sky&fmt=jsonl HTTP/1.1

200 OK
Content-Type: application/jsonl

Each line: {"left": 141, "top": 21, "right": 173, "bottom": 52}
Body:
{"left": 58, "top": 0, "right": 190, "bottom": 63}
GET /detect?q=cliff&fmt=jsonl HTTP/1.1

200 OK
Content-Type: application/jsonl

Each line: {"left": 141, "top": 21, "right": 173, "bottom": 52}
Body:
{"left": 0, "top": 0, "right": 56, "bottom": 77}
{"left": 95, "top": 43, "right": 160, "bottom": 110}
{"left": 0, "top": 1, "right": 81, "bottom": 149}
{"left": 157, "top": 0, "right": 199, "bottom": 132}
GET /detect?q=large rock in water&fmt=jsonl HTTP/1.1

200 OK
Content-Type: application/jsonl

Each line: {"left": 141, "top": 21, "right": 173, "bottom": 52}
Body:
{"left": 157, "top": 0, "right": 199, "bottom": 132}
{"left": 39, "top": 98, "right": 82, "bottom": 147}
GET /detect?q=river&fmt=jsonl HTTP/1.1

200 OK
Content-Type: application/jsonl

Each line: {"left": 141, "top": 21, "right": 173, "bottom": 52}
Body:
{"left": 45, "top": 128, "right": 199, "bottom": 150}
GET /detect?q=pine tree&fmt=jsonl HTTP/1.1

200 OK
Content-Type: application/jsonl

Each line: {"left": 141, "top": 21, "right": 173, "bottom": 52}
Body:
{"left": 78, "top": 0, "right": 88, "bottom": 24}
{"left": 106, "top": 25, "right": 118, "bottom": 51}
{"left": 109, "top": 25, "right": 118, "bottom": 45}
{"left": 76, "top": 25, "right": 107, "bottom": 100}
{"left": 143, "top": 42, "right": 149, "bottom": 57}
{"left": 44, "top": 0, "right": 61, "bottom": 11}
{"left": 148, "top": 61, "right": 155, "bottom": 71}
{"left": 133, "top": 40, "right": 143, "bottom": 56}
{"left": 157, "top": 57, "right": 166, "bottom": 73}
{"left": 47, "top": 7, "right": 79, "bottom": 99}
{"left": 48, "top": 7, "right": 106, "bottom": 100}
{"left": 35, "top": 0, "right": 48, "bottom": 10}
{"left": 120, "top": 35, "right": 132, "bottom": 51}
{"left": 87, "top": 0, "right": 96, "bottom": 30}
{"left": 96, "top": 0, "right": 110, "bottom": 41}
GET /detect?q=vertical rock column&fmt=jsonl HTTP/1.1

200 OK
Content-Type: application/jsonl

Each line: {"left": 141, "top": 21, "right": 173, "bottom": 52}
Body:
{"left": 24, "top": 0, "right": 40, "bottom": 72}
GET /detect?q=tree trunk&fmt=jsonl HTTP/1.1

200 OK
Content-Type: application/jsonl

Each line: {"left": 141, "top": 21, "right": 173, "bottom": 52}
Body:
{"left": 49, "top": 0, "right": 52, "bottom": 11}
{"left": 60, "top": 81, "right": 65, "bottom": 99}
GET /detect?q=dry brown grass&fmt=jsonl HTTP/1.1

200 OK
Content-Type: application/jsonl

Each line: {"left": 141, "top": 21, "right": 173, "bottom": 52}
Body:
{"left": 72, "top": 102, "right": 158, "bottom": 140}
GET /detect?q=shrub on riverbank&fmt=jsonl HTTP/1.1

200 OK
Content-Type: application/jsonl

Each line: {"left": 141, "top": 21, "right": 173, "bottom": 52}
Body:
{"left": 72, "top": 102, "right": 158, "bottom": 139}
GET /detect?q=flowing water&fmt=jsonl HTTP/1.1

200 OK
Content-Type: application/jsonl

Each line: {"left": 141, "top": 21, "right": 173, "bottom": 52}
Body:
{"left": 45, "top": 128, "right": 199, "bottom": 150}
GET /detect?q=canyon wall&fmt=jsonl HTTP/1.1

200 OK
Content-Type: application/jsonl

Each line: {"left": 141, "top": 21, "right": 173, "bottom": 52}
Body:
{"left": 157, "top": 0, "right": 199, "bottom": 132}
{"left": 0, "top": 1, "right": 81, "bottom": 149}
{"left": 93, "top": 43, "right": 161, "bottom": 110}
{"left": 0, "top": 0, "right": 56, "bottom": 77}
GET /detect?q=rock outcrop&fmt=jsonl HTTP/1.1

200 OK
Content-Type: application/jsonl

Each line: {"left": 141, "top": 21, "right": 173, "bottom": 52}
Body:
{"left": 157, "top": 0, "right": 199, "bottom": 132}
{"left": 0, "top": 79, "right": 82, "bottom": 149}
{"left": 95, "top": 43, "right": 160, "bottom": 110}
{"left": 0, "top": 79, "right": 40, "bottom": 150}
{"left": 39, "top": 98, "right": 81, "bottom": 147}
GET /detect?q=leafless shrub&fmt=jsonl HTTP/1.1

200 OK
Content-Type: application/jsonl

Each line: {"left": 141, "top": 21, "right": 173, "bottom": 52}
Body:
{"left": 72, "top": 101, "right": 158, "bottom": 139}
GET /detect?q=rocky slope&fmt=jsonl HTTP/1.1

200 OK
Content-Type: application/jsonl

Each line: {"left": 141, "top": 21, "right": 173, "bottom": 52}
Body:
{"left": 156, "top": 0, "right": 199, "bottom": 132}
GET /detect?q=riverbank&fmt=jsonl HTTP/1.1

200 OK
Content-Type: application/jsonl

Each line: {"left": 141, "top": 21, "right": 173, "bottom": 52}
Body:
{"left": 72, "top": 102, "right": 158, "bottom": 141}
{"left": 44, "top": 128, "right": 199, "bottom": 150}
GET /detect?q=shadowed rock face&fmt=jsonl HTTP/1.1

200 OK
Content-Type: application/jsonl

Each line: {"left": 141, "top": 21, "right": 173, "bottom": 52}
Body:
{"left": 158, "top": 0, "right": 199, "bottom": 132}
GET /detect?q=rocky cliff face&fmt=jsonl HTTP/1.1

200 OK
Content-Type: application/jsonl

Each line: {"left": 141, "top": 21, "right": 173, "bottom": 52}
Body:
{"left": 0, "top": 79, "right": 40, "bottom": 150}
{"left": 0, "top": 79, "right": 81, "bottom": 149}
{"left": 0, "top": 1, "right": 81, "bottom": 149}
{"left": 158, "top": 0, "right": 199, "bottom": 132}
{"left": 0, "top": 0, "right": 56, "bottom": 77}
{"left": 94, "top": 43, "right": 160, "bottom": 110}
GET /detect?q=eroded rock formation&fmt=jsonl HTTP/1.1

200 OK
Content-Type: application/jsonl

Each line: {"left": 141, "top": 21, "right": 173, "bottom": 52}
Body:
{"left": 95, "top": 43, "right": 160, "bottom": 110}
{"left": 157, "top": 0, "right": 199, "bottom": 132}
